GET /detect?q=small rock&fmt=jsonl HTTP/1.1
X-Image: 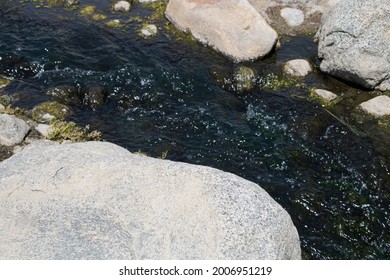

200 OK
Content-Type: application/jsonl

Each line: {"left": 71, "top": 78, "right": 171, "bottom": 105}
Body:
{"left": 113, "top": 1, "right": 131, "bottom": 12}
{"left": 0, "top": 104, "right": 5, "bottom": 110}
{"left": 140, "top": 24, "right": 158, "bottom": 37}
{"left": 284, "top": 59, "right": 312, "bottom": 77}
{"left": 280, "top": 8, "right": 305, "bottom": 27}
{"left": 359, "top": 96, "right": 390, "bottom": 117}
{"left": 0, "top": 114, "right": 30, "bottom": 146}
{"left": 82, "top": 85, "right": 108, "bottom": 109}
{"left": 313, "top": 89, "right": 338, "bottom": 102}
{"left": 36, "top": 124, "right": 53, "bottom": 138}
{"left": 32, "top": 102, "right": 71, "bottom": 123}
{"left": 234, "top": 66, "right": 256, "bottom": 93}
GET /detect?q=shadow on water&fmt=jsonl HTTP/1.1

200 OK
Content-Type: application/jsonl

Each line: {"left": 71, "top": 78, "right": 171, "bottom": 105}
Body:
{"left": 1, "top": 1, "right": 389, "bottom": 259}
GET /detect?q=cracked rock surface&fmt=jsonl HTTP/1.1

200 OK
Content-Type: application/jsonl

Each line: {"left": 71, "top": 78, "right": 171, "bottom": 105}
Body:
{"left": 317, "top": 0, "right": 390, "bottom": 90}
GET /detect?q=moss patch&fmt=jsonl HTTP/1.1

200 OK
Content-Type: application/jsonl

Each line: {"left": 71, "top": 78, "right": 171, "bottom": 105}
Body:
{"left": 92, "top": 13, "right": 107, "bottom": 21}
{"left": 308, "top": 88, "right": 342, "bottom": 107}
{"left": 47, "top": 120, "right": 101, "bottom": 142}
{"left": 79, "top": 5, "right": 96, "bottom": 16}
{"left": 261, "top": 73, "right": 302, "bottom": 91}
{"left": 138, "top": 0, "right": 168, "bottom": 22}
{"left": 0, "top": 104, "right": 30, "bottom": 118}
{"left": 106, "top": 19, "right": 124, "bottom": 28}
{"left": 234, "top": 66, "right": 256, "bottom": 93}
{"left": 0, "top": 76, "right": 12, "bottom": 89}
{"left": 32, "top": 101, "right": 71, "bottom": 123}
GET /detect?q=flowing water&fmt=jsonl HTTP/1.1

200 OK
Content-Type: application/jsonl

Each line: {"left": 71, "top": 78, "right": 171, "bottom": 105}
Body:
{"left": 1, "top": 1, "right": 389, "bottom": 259}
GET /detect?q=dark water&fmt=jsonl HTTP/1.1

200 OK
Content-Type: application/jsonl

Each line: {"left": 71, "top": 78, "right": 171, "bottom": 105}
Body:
{"left": 1, "top": 1, "right": 389, "bottom": 259}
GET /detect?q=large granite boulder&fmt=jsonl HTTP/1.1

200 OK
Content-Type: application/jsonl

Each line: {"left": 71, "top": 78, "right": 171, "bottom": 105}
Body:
{"left": 0, "top": 142, "right": 301, "bottom": 259}
{"left": 317, "top": 0, "right": 390, "bottom": 91}
{"left": 165, "top": 0, "right": 278, "bottom": 61}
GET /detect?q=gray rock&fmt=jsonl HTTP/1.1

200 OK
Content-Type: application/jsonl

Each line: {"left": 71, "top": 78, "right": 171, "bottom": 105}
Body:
{"left": 36, "top": 124, "right": 53, "bottom": 138}
{"left": 0, "top": 142, "right": 301, "bottom": 259}
{"left": 234, "top": 66, "right": 256, "bottom": 93}
{"left": 317, "top": 0, "right": 390, "bottom": 90}
{"left": 140, "top": 24, "right": 158, "bottom": 37}
{"left": 165, "top": 0, "right": 278, "bottom": 62}
{"left": 0, "top": 114, "right": 30, "bottom": 146}
{"left": 113, "top": 1, "right": 131, "bottom": 12}
{"left": 280, "top": 8, "right": 305, "bottom": 27}
{"left": 359, "top": 96, "right": 390, "bottom": 117}
{"left": 0, "top": 104, "right": 5, "bottom": 110}
{"left": 284, "top": 59, "right": 312, "bottom": 77}
{"left": 313, "top": 89, "right": 338, "bottom": 102}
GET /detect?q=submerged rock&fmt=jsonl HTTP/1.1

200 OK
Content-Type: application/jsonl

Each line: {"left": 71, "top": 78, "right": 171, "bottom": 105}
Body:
{"left": 46, "top": 85, "right": 81, "bottom": 105}
{"left": 82, "top": 85, "right": 108, "bottom": 109}
{"left": 140, "top": 24, "right": 158, "bottom": 37}
{"left": 312, "top": 89, "right": 338, "bottom": 103}
{"left": 165, "top": 0, "right": 278, "bottom": 61}
{"left": 284, "top": 59, "right": 312, "bottom": 77}
{"left": 234, "top": 66, "right": 256, "bottom": 93}
{"left": 0, "top": 141, "right": 301, "bottom": 259}
{"left": 32, "top": 101, "right": 71, "bottom": 123}
{"left": 113, "top": 1, "right": 131, "bottom": 12}
{"left": 0, "top": 114, "right": 30, "bottom": 146}
{"left": 317, "top": 0, "right": 390, "bottom": 90}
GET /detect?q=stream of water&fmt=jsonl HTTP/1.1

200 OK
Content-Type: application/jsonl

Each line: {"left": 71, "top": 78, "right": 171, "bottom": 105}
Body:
{"left": 1, "top": 1, "right": 389, "bottom": 259}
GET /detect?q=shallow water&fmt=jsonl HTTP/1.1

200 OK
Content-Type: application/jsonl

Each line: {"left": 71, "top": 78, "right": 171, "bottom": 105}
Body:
{"left": 1, "top": 1, "right": 389, "bottom": 259}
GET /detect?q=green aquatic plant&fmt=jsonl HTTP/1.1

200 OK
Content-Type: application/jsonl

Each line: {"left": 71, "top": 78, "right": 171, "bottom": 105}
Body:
{"left": 0, "top": 104, "right": 30, "bottom": 117}
{"left": 261, "top": 73, "right": 301, "bottom": 91}
{"left": 0, "top": 76, "right": 12, "bottom": 89}
{"left": 106, "top": 19, "right": 124, "bottom": 28}
{"left": 233, "top": 66, "right": 256, "bottom": 93}
{"left": 47, "top": 120, "right": 101, "bottom": 142}
{"left": 139, "top": 0, "right": 168, "bottom": 22}
{"left": 92, "top": 13, "right": 107, "bottom": 21}
{"left": 79, "top": 5, "right": 96, "bottom": 16}
{"left": 308, "top": 88, "right": 340, "bottom": 107}
{"left": 32, "top": 101, "right": 71, "bottom": 123}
